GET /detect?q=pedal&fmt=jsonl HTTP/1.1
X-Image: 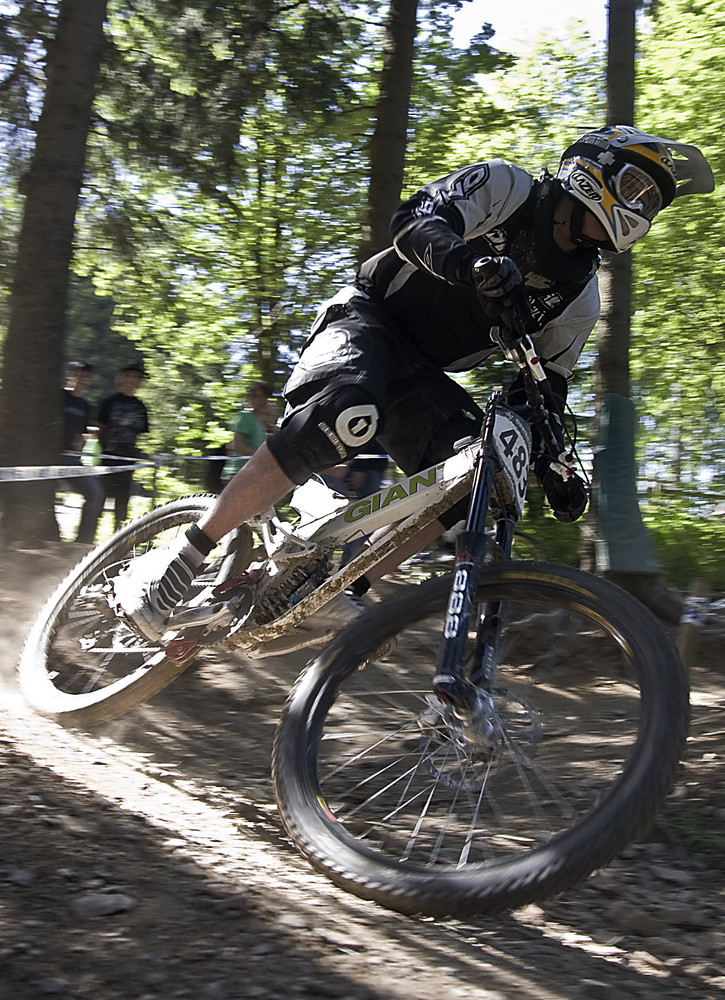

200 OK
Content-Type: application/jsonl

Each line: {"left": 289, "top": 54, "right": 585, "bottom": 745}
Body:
{"left": 167, "top": 602, "right": 235, "bottom": 630}
{"left": 212, "top": 567, "right": 263, "bottom": 598}
{"left": 166, "top": 590, "right": 255, "bottom": 646}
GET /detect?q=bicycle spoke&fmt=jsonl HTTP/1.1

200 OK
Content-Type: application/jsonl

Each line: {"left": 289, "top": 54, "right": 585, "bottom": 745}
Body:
{"left": 311, "top": 592, "right": 645, "bottom": 871}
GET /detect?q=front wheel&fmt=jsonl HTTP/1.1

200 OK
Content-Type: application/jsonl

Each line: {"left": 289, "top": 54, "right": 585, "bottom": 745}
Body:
{"left": 272, "top": 563, "right": 689, "bottom": 918}
{"left": 18, "top": 495, "right": 229, "bottom": 727}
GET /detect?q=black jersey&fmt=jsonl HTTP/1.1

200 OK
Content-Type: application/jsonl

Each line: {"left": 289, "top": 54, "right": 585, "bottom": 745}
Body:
{"left": 97, "top": 392, "right": 149, "bottom": 456}
{"left": 356, "top": 159, "right": 600, "bottom": 382}
{"left": 62, "top": 389, "right": 92, "bottom": 454}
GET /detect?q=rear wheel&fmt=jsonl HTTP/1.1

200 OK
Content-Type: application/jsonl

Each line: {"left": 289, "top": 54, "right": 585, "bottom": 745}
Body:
{"left": 273, "top": 563, "right": 689, "bottom": 917}
{"left": 18, "top": 495, "right": 238, "bottom": 726}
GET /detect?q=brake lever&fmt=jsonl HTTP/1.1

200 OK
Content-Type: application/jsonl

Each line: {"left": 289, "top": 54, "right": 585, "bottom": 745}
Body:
{"left": 491, "top": 321, "right": 547, "bottom": 384}
{"left": 492, "top": 313, "right": 575, "bottom": 473}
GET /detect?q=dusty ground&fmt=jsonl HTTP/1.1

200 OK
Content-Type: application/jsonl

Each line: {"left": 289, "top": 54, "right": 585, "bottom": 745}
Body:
{"left": 1, "top": 542, "right": 724, "bottom": 1000}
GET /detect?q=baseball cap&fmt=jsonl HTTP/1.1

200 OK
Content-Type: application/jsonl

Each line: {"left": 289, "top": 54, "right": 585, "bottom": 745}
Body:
{"left": 121, "top": 360, "right": 146, "bottom": 377}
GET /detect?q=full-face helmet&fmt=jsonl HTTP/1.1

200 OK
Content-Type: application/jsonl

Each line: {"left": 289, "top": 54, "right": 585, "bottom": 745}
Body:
{"left": 557, "top": 125, "right": 714, "bottom": 252}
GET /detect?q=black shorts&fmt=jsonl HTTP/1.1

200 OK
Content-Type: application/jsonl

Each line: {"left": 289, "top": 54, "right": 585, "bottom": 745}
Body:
{"left": 279, "top": 288, "right": 483, "bottom": 475}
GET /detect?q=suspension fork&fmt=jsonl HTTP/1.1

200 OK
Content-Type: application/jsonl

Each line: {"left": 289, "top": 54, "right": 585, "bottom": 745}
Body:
{"left": 433, "top": 403, "right": 516, "bottom": 711}
{"left": 470, "top": 516, "right": 514, "bottom": 689}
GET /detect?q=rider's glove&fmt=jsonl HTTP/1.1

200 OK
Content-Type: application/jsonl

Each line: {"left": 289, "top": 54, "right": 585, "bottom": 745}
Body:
{"left": 471, "top": 256, "right": 526, "bottom": 319}
{"left": 534, "top": 455, "right": 588, "bottom": 523}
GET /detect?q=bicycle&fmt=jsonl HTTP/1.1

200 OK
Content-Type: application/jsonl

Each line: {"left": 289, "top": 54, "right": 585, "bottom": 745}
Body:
{"left": 18, "top": 318, "right": 689, "bottom": 918}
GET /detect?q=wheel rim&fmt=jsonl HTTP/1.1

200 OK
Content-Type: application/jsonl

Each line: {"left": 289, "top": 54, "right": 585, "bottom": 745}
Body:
{"left": 27, "top": 505, "right": 221, "bottom": 706}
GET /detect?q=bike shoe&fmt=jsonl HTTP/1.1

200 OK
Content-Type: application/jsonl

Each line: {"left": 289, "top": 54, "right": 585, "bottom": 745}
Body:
{"left": 114, "top": 546, "right": 177, "bottom": 643}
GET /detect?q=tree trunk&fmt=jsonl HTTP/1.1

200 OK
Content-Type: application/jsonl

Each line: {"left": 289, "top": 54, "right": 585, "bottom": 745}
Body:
{"left": 596, "top": 255, "right": 632, "bottom": 398}
{"left": 0, "top": 0, "right": 107, "bottom": 546}
{"left": 597, "top": 0, "right": 636, "bottom": 401}
{"left": 357, "top": 0, "right": 418, "bottom": 264}
{"left": 589, "top": 0, "right": 681, "bottom": 620}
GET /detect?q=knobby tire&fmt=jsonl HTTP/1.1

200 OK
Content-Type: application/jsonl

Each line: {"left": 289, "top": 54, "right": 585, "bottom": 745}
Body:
{"left": 272, "top": 563, "right": 689, "bottom": 918}
{"left": 18, "top": 495, "right": 218, "bottom": 727}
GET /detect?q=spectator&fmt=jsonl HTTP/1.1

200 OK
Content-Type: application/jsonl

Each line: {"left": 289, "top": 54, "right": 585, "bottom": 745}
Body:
{"left": 60, "top": 361, "right": 105, "bottom": 544}
{"left": 221, "top": 380, "right": 275, "bottom": 483}
{"left": 98, "top": 361, "right": 150, "bottom": 530}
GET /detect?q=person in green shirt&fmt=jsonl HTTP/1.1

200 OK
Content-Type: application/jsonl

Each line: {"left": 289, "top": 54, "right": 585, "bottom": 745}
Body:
{"left": 222, "top": 381, "right": 276, "bottom": 482}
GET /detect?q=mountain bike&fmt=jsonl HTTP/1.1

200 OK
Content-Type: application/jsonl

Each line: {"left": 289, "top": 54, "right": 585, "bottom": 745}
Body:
{"left": 18, "top": 319, "right": 689, "bottom": 918}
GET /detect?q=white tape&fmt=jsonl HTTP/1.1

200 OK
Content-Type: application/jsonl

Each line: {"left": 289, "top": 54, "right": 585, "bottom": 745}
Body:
{"left": 679, "top": 595, "right": 710, "bottom": 628}
{"left": 0, "top": 462, "right": 151, "bottom": 483}
{"left": 0, "top": 452, "right": 243, "bottom": 483}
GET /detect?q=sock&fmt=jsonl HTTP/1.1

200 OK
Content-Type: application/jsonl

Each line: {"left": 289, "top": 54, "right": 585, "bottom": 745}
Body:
{"left": 347, "top": 575, "right": 371, "bottom": 599}
{"left": 149, "top": 524, "right": 215, "bottom": 618}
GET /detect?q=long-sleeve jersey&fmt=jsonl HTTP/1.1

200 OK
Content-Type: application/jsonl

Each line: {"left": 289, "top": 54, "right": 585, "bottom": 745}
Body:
{"left": 357, "top": 159, "right": 600, "bottom": 386}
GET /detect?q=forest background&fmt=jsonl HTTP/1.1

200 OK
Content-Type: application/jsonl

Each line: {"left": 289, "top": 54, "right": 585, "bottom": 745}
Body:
{"left": 0, "top": 0, "right": 723, "bottom": 591}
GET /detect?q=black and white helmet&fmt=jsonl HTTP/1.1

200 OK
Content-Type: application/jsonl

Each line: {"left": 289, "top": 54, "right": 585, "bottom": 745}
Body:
{"left": 558, "top": 125, "right": 714, "bottom": 252}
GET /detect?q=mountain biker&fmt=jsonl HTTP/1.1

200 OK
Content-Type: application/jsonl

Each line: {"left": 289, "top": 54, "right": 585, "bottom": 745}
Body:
{"left": 118, "top": 125, "right": 714, "bottom": 642}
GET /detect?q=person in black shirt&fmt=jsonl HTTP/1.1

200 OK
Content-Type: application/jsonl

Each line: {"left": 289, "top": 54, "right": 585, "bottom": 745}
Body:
{"left": 98, "top": 361, "right": 150, "bottom": 530}
{"left": 60, "top": 361, "right": 105, "bottom": 544}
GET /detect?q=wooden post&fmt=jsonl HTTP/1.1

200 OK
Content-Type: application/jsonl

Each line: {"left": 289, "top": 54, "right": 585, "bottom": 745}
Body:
{"left": 677, "top": 577, "right": 711, "bottom": 675}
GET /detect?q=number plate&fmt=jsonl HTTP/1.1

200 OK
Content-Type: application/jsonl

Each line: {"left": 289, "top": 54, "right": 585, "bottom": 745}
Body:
{"left": 492, "top": 409, "right": 532, "bottom": 518}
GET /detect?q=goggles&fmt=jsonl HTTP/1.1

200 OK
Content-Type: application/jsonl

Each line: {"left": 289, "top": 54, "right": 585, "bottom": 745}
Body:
{"left": 613, "top": 163, "right": 663, "bottom": 221}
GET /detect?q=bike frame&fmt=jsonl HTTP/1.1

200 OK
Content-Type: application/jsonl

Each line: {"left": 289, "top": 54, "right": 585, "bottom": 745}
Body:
{"left": 190, "top": 438, "right": 481, "bottom": 651}
{"left": 431, "top": 394, "right": 531, "bottom": 710}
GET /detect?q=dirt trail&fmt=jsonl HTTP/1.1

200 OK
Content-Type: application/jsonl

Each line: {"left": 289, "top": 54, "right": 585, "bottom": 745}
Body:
{"left": 1, "top": 544, "right": 724, "bottom": 1000}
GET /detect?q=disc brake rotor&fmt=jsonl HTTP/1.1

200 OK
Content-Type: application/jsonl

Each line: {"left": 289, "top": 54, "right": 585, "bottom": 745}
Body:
{"left": 416, "top": 689, "right": 542, "bottom": 791}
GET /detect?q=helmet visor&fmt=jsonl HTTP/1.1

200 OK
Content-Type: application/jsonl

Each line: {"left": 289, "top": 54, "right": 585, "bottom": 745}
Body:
{"left": 613, "top": 164, "right": 663, "bottom": 221}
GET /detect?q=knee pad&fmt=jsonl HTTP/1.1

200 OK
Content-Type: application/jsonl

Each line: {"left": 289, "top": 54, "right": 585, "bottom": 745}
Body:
{"left": 268, "top": 384, "right": 381, "bottom": 484}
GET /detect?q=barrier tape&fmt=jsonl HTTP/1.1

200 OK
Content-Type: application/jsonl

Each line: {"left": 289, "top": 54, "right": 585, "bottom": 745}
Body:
{"left": 0, "top": 450, "right": 388, "bottom": 484}
{"left": 0, "top": 462, "right": 153, "bottom": 483}
{"left": 0, "top": 453, "right": 244, "bottom": 483}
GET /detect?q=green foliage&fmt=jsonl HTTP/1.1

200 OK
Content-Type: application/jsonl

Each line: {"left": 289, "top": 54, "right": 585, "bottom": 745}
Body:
{"left": 518, "top": 492, "right": 725, "bottom": 594}
{"left": 64, "top": 275, "right": 133, "bottom": 403}
{"left": 642, "top": 495, "right": 725, "bottom": 591}
{"left": 404, "top": 4, "right": 514, "bottom": 184}
{"left": 0, "top": 1, "right": 56, "bottom": 143}
{"left": 518, "top": 499, "right": 583, "bottom": 566}
{"left": 440, "top": 25, "right": 605, "bottom": 173}
{"left": 0, "top": 1, "right": 59, "bottom": 331}
{"left": 75, "top": 0, "right": 382, "bottom": 412}
{"left": 633, "top": 0, "right": 725, "bottom": 491}
{"left": 99, "top": 0, "right": 375, "bottom": 189}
